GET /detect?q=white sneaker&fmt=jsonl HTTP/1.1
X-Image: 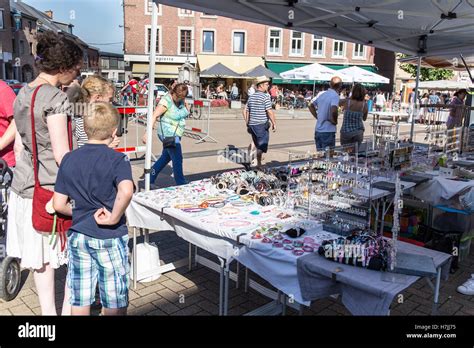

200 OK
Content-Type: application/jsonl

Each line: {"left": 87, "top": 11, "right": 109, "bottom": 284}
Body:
{"left": 457, "top": 278, "right": 474, "bottom": 295}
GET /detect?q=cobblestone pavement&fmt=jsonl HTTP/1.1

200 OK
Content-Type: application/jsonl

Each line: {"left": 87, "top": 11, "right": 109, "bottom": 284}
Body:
{"left": 1, "top": 229, "right": 473, "bottom": 316}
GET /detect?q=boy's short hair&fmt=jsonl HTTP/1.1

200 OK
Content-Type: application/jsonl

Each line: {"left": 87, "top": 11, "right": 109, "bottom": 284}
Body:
{"left": 84, "top": 102, "right": 119, "bottom": 141}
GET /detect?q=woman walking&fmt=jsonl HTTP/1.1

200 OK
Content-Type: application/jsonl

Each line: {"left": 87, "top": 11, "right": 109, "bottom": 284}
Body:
{"left": 7, "top": 31, "right": 83, "bottom": 315}
{"left": 142, "top": 83, "right": 190, "bottom": 186}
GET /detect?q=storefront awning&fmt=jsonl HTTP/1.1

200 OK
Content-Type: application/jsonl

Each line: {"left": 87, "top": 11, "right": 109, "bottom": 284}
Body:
{"left": 267, "top": 62, "right": 377, "bottom": 84}
{"left": 197, "top": 55, "right": 264, "bottom": 75}
{"left": 132, "top": 63, "right": 181, "bottom": 78}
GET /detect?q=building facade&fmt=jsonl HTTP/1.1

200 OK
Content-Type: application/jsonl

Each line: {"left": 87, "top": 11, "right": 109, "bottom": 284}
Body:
{"left": 123, "top": 0, "right": 375, "bottom": 86}
{"left": 100, "top": 51, "right": 125, "bottom": 83}
{"left": 1, "top": 1, "right": 101, "bottom": 83}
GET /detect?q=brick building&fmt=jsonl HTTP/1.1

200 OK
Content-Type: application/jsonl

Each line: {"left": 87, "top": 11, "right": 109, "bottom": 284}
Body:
{"left": 0, "top": 0, "right": 13, "bottom": 79}
{"left": 1, "top": 1, "right": 100, "bottom": 83}
{"left": 123, "top": 1, "right": 376, "bottom": 96}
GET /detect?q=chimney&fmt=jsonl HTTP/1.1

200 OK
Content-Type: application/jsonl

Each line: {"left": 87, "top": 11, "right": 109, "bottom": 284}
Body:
{"left": 44, "top": 10, "right": 53, "bottom": 19}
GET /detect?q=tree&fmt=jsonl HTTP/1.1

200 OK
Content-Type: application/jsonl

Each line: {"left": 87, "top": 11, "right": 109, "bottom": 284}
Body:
{"left": 398, "top": 54, "right": 454, "bottom": 81}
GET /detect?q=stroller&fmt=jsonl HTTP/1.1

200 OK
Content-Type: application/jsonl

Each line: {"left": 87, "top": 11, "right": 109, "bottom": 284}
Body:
{"left": 0, "top": 158, "right": 21, "bottom": 301}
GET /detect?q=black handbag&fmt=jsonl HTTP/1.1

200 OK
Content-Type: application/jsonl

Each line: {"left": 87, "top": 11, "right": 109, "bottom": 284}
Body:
{"left": 160, "top": 117, "right": 179, "bottom": 149}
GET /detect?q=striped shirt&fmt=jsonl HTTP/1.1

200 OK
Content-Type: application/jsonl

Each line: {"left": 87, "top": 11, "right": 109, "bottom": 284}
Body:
{"left": 246, "top": 91, "right": 272, "bottom": 125}
{"left": 74, "top": 116, "right": 88, "bottom": 148}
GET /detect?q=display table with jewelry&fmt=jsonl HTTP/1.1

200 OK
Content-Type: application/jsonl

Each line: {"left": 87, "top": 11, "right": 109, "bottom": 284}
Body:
{"left": 126, "top": 141, "right": 459, "bottom": 316}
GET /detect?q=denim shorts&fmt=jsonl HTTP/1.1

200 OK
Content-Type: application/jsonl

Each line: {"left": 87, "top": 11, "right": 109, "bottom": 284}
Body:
{"left": 248, "top": 123, "right": 270, "bottom": 153}
{"left": 67, "top": 232, "right": 129, "bottom": 309}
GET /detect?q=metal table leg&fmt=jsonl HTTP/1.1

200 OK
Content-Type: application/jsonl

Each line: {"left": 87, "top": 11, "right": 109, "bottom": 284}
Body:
{"left": 224, "top": 261, "right": 230, "bottom": 316}
{"left": 218, "top": 257, "right": 225, "bottom": 316}
{"left": 188, "top": 242, "right": 193, "bottom": 271}
{"left": 244, "top": 267, "right": 249, "bottom": 293}
{"left": 236, "top": 262, "right": 240, "bottom": 289}
{"left": 194, "top": 245, "right": 198, "bottom": 268}
{"left": 133, "top": 227, "right": 137, "bottom": 290}
{"left": 432, "top": 267, "right": 442, "bottom": 315}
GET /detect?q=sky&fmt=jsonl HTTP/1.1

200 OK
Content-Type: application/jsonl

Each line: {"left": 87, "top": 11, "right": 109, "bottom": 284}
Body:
{"left": 23, "top": 0, "right": 124, "bottom": 54}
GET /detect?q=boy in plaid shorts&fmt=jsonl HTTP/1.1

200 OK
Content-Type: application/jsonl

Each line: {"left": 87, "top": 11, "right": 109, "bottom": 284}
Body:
{"left": 53, "top": 102, "right": 134, "bottom": 315}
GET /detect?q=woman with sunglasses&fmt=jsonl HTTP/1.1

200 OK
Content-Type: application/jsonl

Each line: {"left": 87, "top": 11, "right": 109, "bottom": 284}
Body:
{"left": 142, "top": 83, "right": 190, "bottom": 186}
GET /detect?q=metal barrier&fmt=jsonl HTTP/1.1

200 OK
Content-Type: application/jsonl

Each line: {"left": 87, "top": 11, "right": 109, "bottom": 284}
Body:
{"left": 183, "top": 99, "right": 218, "bottom": 144}
{"left": 115, "top": 106, "right": 155, "bottom": 160}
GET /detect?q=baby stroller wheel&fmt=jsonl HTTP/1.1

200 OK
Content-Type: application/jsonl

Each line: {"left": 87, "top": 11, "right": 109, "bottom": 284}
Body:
{"left": 0, "top": 257, "right": 21, "bottom": 301}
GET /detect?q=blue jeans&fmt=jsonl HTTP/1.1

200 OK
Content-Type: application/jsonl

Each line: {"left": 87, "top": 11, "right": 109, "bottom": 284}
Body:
{"left": 150, "top": 137, "right": 187, "bottom": 186}
{"left": 315, "top": 132, "right": 336, "bottom": 150}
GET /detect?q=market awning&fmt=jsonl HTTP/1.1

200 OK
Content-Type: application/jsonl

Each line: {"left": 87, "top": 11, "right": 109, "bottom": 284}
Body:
{"left": 156, "top": 1, "right": 474, "bottom": 57}
{"left": 132, "top": 63, "right": 180, "bottom": 78}
{"left": 200, "top": 62, "right": 241, "bottom": 78}
{"left": 268, "top": 62, "right": 377, "bottom": 84}
{"left": 243, "top": 65, "right": 280, "bottom": 78}
{"left": 197, "top": 55, "right": 264, "bottom": 75}
{"left": 406, "top": 80, "right": 474, "bottom": 90}
{"left": 399, "top": 55, "right": 474, "bottom": 71}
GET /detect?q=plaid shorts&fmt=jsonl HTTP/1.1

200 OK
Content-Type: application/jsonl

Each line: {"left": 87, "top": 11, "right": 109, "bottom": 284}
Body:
{"left": 67, "top": 232, "right": 130, "bottom": 309}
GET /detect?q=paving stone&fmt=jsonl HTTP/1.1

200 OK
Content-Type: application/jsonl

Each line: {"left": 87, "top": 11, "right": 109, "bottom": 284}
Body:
{"left": 128, "top": 290, "right": 140, "bottom": 301}
{"left": 10, "top": 304, "right": 35, "bottom": 315}
{"left": 157, "top": 288, "right": 180, "bottom": 303}
{"left": 228, "top": 295, "right": 249, "bottom": 308}
{"left": 21, "top": 294, "right": 41, "bottom": 309}
{"left": 228, "top": 306, "right": 248, "bottom": 316}
{"left": 152, "top": 298, "right": 180, "bottom": 314}
{"left": 176, "top": 294, "right": 204, "bottom": 308}
{"left": 174, "top": 304, "right": 202, "bottom": 316}
{"left": 164, "top": 271, "right": 189, "bottom": 284}
{"left": 0, "top": 298, "right": 25, "bottom": 311}
{"left": 161, "top": 279, "right": 187, "bottom": 293}
{"left": 181, "top": 280, "right": 198, "bottom": 289}
{"left": 196, "top": 299, "right": 219, "bottom": 315}
{"left": 130, "top": 293, "right": 162, "bottom": 308}
{"left": 194, "top": 310, "right": 212, "bottom": 316}
{"left": 146, "top": 308, "right": 167, "bottom": 316}
{"left": 198, "top": 289, "right": 220, "bottom": 304}
{"left": 0, "top": 309, "right": 12, "bottom": 315}
{"left": 136, "top": 283, "right": 166, "bottom": 296}
{"left": 438, "top": 301, "right": 462, "bottom": 315}
{"left": 128, "top": 303, "right": 157, "bottom": 316}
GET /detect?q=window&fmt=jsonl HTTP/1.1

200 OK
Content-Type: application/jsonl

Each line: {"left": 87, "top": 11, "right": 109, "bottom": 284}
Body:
{"left": 179, "top": 8, "right": 194, "bottom": 16}
{"left": 110, "top": 58, "right": 118, "bottom": 69}
{"left": 28, "top": 20, "right": 32, "bottom": 33}
{"left": 118, "top": 60, "right": 125, "bottom": 70}
{"left": 353, "top": 43, "right": 365, "bottom": 59}
{"left": 12, "top": 39, "right": 15, "bottom": 54}
{"left": 29, "top": 42, "right": 33, "bottom": 54}
{"left": 268, "top": 28, "right": 281, "bottom": 55}
{"left": 233, "top": 31, "right": 245, "bottom": 54}
{"left": 144, "top": 0, "right": 161, "bottom": 15}
{"left": 333, "top": 40, "right": 345, "bottom": 58}
{"left": 19, "top": 40, "right": 25, "bottom": 55}
{"left": 201, "top": 12, "right": 217, "bottom": 18}
{"left": 312, "top": 35, "right": 324, "bottom": 57}
{"left": 0, "top": 9, "right": 4, "bottom": 30}
{"left": 146, "top": 27, "right": 160, "bottom": 54}
{"left": 202, "top": 30, "right": 215, "bottom": 53}
{"left": 180, "top": 29, "right": 192, "bottom": 54}
{"left": 101, "top": 58, "right": 109, "bottom": 69}
{"left": 290, "top": 31, "right": 303, "bottom": 56}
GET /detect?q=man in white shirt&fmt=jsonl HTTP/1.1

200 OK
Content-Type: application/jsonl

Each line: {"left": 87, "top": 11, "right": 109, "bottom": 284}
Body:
{"left": 309, "top": 76, "right": 342, "bottom": 150}
{"left": 231, "top": 83, "right": 239, "bottom": 100}
{"left": 375, "top": 91, "right": 386, "bottom": 111}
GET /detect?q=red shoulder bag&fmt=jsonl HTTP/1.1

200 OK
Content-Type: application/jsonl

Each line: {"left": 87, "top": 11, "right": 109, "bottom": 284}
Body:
{"left": 30, "top": 84, "right": 73, "bottom": 251}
